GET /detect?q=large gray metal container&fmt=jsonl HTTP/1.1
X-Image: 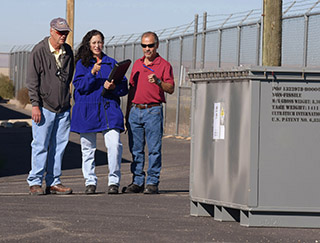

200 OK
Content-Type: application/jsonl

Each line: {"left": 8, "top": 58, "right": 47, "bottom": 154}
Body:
{"left": 189, "top": 67, "right": 320, "bottom": 227}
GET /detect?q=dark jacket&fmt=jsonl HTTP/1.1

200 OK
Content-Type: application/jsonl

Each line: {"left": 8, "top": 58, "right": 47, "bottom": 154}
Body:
{"left": 70, "top": 53, "right": 128, "bottom": 133}
{"left": 26, "top": 37, "right": 74, "bottom": 113}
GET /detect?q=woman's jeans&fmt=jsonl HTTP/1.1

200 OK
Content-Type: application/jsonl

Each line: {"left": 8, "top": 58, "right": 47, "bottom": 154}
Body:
{"left": 80, "top": 129, "right": 122, "bottom": 186}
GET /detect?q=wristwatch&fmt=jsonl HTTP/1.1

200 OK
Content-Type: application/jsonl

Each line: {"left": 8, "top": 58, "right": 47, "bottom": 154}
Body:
{"left": 156, "top": 78, "right": 161, "bottom": 86}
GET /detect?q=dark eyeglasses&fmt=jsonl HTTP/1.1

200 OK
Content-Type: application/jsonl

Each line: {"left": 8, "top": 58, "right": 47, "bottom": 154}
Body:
{"left": 55, "top": 30, "right": 69, "bottom": 36}
{"left": 141, "top": 43, "right": 156, "bottom": 48}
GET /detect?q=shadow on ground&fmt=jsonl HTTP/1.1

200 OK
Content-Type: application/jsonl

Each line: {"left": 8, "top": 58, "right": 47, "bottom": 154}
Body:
{"left": 0, "top": 102, "right": 31, "bottom": 120}
{"left": 0, "top": 105, "right": 130, "bottom": 177}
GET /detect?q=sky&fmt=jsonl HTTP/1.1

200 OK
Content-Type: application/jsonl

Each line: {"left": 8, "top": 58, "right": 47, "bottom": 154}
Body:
{"left": 0, "top": 0, "right": 264, "bottom": 50}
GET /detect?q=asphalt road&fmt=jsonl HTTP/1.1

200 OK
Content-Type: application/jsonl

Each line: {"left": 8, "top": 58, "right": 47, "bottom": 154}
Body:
{"left": 0, "top": 102, "right": 319, "bottom": 242}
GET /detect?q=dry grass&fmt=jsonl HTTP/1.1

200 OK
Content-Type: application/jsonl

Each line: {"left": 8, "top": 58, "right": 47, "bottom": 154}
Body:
{"left": 17, "top": 87, "right": 30, "bottom": 107}
{"left": 0, "top": 74, "right": 14, "bottom": 99}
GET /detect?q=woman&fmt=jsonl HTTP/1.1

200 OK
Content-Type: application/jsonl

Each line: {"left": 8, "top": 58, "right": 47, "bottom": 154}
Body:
{"left": 71, "top": 30, "right": 128, "bottom": 194}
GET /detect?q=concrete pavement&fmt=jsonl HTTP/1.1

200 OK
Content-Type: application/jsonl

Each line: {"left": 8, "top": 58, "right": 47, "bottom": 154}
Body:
{"left": 0, "top": 101, "right": 319, "bottom": 242}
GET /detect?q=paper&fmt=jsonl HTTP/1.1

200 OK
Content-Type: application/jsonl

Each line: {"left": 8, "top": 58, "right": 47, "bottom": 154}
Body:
{"left": 213, "top": 102, "right": 225, "bottom": 140}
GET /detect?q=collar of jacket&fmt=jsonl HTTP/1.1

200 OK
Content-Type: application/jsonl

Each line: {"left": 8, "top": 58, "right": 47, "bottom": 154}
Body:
{"left": 42, "top": 36, "right": 69, "bottom": 56}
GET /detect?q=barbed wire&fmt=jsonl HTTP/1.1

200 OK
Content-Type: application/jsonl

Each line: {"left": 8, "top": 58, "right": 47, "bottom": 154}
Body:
{"left": 283, "top": 0, "right": 320, "bottom": 16}
{"left": 205, "top": 9, "right": 261, "bottom": 29}
{"left": 6, "top": 0, "right": 320, "bottom": 51}
{"left": 105, "top": 0, "right": 320, "bottom": 46}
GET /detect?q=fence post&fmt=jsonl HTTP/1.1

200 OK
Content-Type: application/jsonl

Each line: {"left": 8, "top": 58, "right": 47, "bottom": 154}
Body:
{"left": 18, "top": 52, "right": 22, "bottom": 98}
{"left": 22, "top": 51, "right": 27, "bottom": 91}
{"left": 163, "top": 39, "right": 170, "bottom": 134}
{"left": 218, "top": 29, "right": 222, "bottom": 68}
{"left": 256, "top": 21, "right": 261, "bottom": 66}
{"left": 175, "top": 36, "right": 184, "bottom": 135}
{"left": 13, "top": 53, "right": 18, "bottom": 96}
{"left": 236, "top": 25, "right": 241, "bottom": 66}
{"left": 132, "top": 43, "right": 135, "bottom": 63}
{"left": 192, "top": 14, "right": 198, "bottom": 69}
{"left": 166, "top": 39, "right": 170, "bottom": 60}
{"left": 112, "top": 45, "right": 116, "bottom": 59}
{"left": 122, "top": 44, "right": 125, "bottom": 60}
{"left": 9, "top": 49, "right": 15, "bottom": 93}
{"left": 200, "top": 12, "right": 207, "bottom": 69}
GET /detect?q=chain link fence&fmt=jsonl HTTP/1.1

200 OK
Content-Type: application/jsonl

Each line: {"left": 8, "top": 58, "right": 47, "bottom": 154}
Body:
{"left": 8, "top": 0, "right": 320, "bottom": 137}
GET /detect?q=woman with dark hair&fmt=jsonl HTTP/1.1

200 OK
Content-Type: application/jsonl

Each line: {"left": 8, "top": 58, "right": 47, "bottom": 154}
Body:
{"left": 71, "top": 29, "right": 128, "bottom": 194}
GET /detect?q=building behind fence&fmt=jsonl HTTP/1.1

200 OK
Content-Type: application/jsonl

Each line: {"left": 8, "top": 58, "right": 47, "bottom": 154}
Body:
{"left": 8, "top": 0, "right": 320, "bottom": 137}
{"left": 0, "top": 53, "right": 10, "bottom": 76}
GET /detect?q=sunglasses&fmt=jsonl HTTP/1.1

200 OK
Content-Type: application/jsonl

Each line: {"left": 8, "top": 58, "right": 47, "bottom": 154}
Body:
{"left": 55, "top": 30, "right": 69, "bottom": 36}
{"left": 141, "top": 43, "right": 156, "bottom": 48}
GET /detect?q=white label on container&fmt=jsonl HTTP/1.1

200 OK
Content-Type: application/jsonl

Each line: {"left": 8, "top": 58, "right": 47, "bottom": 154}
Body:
{"left": 213, "top": 102, "right": 225, "bottom": 140}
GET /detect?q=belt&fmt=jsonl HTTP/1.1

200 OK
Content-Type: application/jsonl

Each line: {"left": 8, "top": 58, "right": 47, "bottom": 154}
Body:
{"left": 133, "top": 103, "right": 161, "bottom": 109}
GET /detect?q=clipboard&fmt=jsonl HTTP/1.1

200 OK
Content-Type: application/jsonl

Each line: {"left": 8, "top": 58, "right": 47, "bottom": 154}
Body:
{"left": 107, "top": 59, "right": 131, "bottom": 85}
{"left": 101, "top": 59, "right": 131, "bottom": 97}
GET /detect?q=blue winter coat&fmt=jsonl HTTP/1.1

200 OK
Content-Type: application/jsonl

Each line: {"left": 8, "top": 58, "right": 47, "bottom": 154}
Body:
{"left": 71, "top": 53, "right": 128, "bottom": 133}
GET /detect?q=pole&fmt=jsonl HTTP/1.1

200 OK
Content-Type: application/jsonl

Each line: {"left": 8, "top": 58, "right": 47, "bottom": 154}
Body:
{"left": 200, "top": 12, "right": 207, "bottom": 70}
{"left": 66, "top": 0, "right": 74, "bottom": 49}
{"left": 66, "top": 0, "right": 75, "bottom": 108}
{"left": 262, "top": 0, "right": 282, "bottom": 66}
{"left": 192, "top": 14, "right": 198, "bottom": 70}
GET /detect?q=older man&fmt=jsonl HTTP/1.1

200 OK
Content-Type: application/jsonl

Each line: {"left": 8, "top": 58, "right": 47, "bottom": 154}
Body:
{"left": 26, "top": 17, "right": 74, "bottom": 195}
{"left": 124, "top": 31, "right": 175, "bottom": 194}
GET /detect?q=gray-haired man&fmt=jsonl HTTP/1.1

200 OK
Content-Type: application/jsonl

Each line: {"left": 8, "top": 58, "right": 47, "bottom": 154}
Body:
{"left": 26, "top": 17, "right": 74, "bottom": 195}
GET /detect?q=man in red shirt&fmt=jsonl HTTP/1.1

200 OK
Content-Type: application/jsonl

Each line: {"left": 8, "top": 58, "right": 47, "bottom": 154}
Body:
{"left": 124, "top": 31, "right": 174, "bottom": 194}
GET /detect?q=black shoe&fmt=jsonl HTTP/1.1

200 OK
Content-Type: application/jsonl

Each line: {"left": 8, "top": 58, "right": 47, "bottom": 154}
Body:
{"left": 144, "top": 184, "right": 159, "bottom": 194}
{"left": 122, "top": 183, "right": 144, "bottom": 193}
{"left": 85, "top": 185, "right": 96, "bottom": 194}
{"left": 108, "top": 185, "right": 119, "bottom": 194}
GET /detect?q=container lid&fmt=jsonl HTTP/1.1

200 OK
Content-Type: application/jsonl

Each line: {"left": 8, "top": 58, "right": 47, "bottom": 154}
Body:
{"left": 188, "top": 66, "right": 320, "bottom": 82}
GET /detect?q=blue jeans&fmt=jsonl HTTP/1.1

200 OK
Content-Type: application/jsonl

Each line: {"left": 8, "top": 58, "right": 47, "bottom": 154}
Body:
{"left": 128, "top": 105, "right": 163, "bottom": 186}
{"left": 27, "top": 107, "right": 70, "bottom": 187}
{"left": 80, "top": 129, "right": 122, "bottom": 187}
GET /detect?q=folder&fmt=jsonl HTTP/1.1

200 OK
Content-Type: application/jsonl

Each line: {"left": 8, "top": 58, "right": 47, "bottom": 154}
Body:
{"left": 108, "top": 59, "right": 131, "bottom": 85}
{"left": 101, "top": 59, "right": 131, "bottom": 97}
